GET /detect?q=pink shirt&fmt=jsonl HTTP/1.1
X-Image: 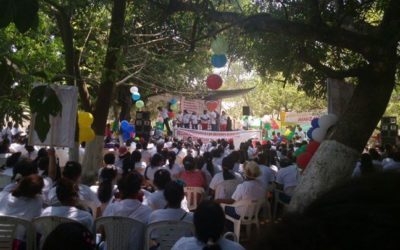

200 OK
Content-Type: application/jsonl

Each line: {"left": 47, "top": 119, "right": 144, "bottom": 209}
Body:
{"left": 179, "top": 170, "right": 206, "bottom": 188}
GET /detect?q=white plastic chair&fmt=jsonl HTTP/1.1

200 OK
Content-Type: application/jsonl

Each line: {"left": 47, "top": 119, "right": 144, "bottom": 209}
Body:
{"left": 0, "top": 216, "right": 35, "bottom": 250}
{"left": 221, "top": 200, "right": 262, "bottom": 241}
{"left": 223, "top": 231, "right": 237, "bottom": 242}
{"left": 32, "top": 216, "right": 76, "bottom": 248}
{"left": 145, "top": 220, "right": 194, "bottom": 250}
{"left": 184, "top": 187, "right": 204, "bottom": 211}
{"left": 214, "top": 179, "right": 241, "bottom": 199}
{"left": 95, "top": 216, "right": 145, "bottom": 250}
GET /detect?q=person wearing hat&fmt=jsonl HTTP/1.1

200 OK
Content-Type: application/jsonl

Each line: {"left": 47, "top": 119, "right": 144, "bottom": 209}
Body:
{"left": 215, "top": 161, "right": 265, "bottom": 218}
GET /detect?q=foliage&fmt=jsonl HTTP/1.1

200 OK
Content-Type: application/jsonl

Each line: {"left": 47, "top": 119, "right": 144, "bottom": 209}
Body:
{"left": 221, "top": 63, "right": 326, "bottom": 119}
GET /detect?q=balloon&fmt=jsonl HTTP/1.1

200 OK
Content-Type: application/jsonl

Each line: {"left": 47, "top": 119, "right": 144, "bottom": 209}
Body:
{"left": 307, "top": 127, "right": 314, "bottom": 139}
{"left": 120, "top": 120, "right": 129, "bottom": 130}
{"left": 126, "top": 124, "right": 135, "bottom": 133}
{"left": 130, "top": 86, "right": 138, "bottom": 93}
{"left": 311, "top": 127, "right": 326, "bottom": 142}
{"left": 298, "top": 144, "right": 307, "bottom": 153}
{"left": 284, "top": 129, "right": 291, "bottom": 136}
{"left": 296, "top": 152, "right": 313, "bottom": 169}
{"left": 170, "top": 98, "right": 177, "bottom": 104}
{"left": 264, "top": 123, "right": 272, "bottom": 130}
{"left": 122, "top": 131, "right": 131, "bottom": 142}
{"left": 131, "top": 92, "right": 141, "bottom": 101}
{"left": 206, "top": 74, "right": 223, "bottom": 90}
{"left": 318, "top": 114, "right": 338, "bottom": 130}
{"left": 211, "top": 37, "right": 228, "bottom": 54}
{"left": 306, "top": 140, "right": 320, "bottom": 154}
{"left": 78, "top": 111, "right": 94, "bottom": 127}
{"left": 135, "top": 100, "right": 144, "bottom": 108}
{"left": 262, "top": 115, "right": 271, "bottom": 123}
{"left": 211, "top": 54, "right": 227, "bottom": 68}
{"left": 206, "top": 101, "right": 219, "bottom": 111}
{"left": 170, "top": 103, "right": 178, "bottom": 111}
{"left": 79, "top": 127, "right": 95, "bottom": 142}
{"left": 311, "top": 117, "right": 319, "bottom": 128}
{"left": 168, "top": 111, "right": 175, "bottom": 119}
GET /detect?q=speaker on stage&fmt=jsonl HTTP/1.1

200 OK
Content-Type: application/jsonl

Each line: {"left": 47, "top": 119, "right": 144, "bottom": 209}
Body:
{"left": 243, "top": 106, "right": 250, "bottom": 116}
{"left": 381, "top": 116, "right": 397, "bottom": 145}
{"left": 136, "top": 111, "right": 150, "bottom": 120}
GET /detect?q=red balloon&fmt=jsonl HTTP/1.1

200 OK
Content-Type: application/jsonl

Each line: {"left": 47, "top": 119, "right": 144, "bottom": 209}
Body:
{"left": 168, "top": 112, "right": 175, "bottom": 119}
{"left": 206, "top": 74, "right": 223, "bottom": 90}
{"left": 296, "top": 152, "right": 313, "bottom": 170}
{"left": 206, "top": 101, "right": 218, "bottom": 111}
{"left": 306, "top": 140, "right": 320, "bottom": 154}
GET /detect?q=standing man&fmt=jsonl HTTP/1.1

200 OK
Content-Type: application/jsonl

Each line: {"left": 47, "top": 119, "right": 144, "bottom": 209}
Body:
{"left": 200, "top": 110, "right": 209, "bottom": 130}
{"left": 176, "top": 111, "right": 183, "bottom": 128}
{"left": 208, "top": 110, "right": 217, "bottom": 131}
{"left": 191, "top": 112, "right": 199, "bottom": 130}
{"left": 157, "top": 106, "right": 172, "bottom": 136}
{"left": 183, "top": 110, "right": 191, "bottom": 128}
{"left": 219, "top": 111, "right": 228, "bottom": 131}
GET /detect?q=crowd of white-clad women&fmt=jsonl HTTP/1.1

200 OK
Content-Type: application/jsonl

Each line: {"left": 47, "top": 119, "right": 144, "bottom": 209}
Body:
{"left": 1, "top": 120, "right": 400, "bottom": 250}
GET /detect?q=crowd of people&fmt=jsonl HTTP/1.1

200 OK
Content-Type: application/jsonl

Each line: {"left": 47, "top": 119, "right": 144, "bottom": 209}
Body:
{"left": 1, "top": 120, "right": 400, "bottom": 249}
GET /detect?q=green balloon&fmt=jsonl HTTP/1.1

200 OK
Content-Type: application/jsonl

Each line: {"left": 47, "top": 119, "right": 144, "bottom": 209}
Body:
{"left": 211, "top": 37, "right": 228, "bottom": 54}
{"left": 135, "top": 100, "right": 144, "bottom": 108}
{"left": 298, "top": 144, "right": 307, "bottom": 153}
{"left": 264, "top": 123, "right": 272, "bottom": 130}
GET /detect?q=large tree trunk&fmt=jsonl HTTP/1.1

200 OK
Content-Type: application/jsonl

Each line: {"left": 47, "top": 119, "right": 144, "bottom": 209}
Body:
{"left": 81, "top": 0, "right": 127, "bottom": 185}
{"left": 289, "top": 58, "right": 397, "bottom": 212}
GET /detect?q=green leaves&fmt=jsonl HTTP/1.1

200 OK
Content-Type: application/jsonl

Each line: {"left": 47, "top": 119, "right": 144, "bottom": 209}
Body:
{"left": 29, "top": 85, "right": 62, "bottom": 142}
{"left": 0, "top": 0, "right": 39, "bottom": 33}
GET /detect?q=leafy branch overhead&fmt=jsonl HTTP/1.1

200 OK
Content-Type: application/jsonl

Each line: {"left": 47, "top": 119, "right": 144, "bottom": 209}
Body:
{"left": 29, "top": 85, "right": 62, "bottom": 142}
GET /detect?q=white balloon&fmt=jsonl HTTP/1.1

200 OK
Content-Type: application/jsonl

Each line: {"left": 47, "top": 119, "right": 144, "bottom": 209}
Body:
{"left": 262, "top": 115, "right": 271, "bottom": 123}
{"left": 130, "top": 86, "right": 139, "bottom": 94}
{"left": 311, "top": 127, "right": 326, "bottom": 142}
{"left": 318, "top": 114, "right": 338, "bottom": 130}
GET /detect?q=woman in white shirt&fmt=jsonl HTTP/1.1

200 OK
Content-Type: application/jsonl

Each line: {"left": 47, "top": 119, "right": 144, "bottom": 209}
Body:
{"left": 144, "top": 169, "right": 171, "bottom": 210}
{"left": 165, "top": 151, "right": 183, "bottom": 180}
{"left": 96, "top": 167, "right": 118, "bottom": 216}
{"left": 144, "top": 153, "right": 168, "bottom": 185}
{"left": 131, "top": 150, "right": 146, "bottom": 175}
{"left": 172, "top": 200, "right": 244, "bottom": 250}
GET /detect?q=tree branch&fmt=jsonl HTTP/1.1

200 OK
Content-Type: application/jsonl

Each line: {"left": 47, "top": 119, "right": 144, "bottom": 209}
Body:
{"left": 380, "top": 0, "right": 400, "bottom": 43}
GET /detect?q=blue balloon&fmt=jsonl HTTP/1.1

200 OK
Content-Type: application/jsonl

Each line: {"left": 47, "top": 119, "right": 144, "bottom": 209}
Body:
{"left": 211, "top": 54, "right": 227, "bottom": 68}
{"left": 311, "top": 118, "right": 319, "bottom": 128}
{"left": 126, "top": 124, "right": 135, "bottom": 133}
{"left": 132, "top": 92, "right": 141, "bottom": 101}
{"left": 121, "top": 120, "right": 129, "bottom": 130}
{"left": 122, "top": 131, "right": 131, "bottom": 142}
{"left": 307, "top": 127, "right": 314, "bottom": 139}
{"left": 170, "top": 98, "right": 177, "bottom": 104}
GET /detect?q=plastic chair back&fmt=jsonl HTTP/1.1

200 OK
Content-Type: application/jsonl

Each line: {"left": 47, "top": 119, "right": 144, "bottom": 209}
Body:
{"left": 145, "top": 220, "right": 194, "bottom": 250}
{"left": 0, "top": 216, "right": 35, "bottom": 250}
{"left": 214, "top": 179, "right": 241, "bottom": 199}
{"left": 184, "top": 187, "right": 204, "bottom": 211}
{"left": 33, "top": 216, "right": 76, "bottom": 248}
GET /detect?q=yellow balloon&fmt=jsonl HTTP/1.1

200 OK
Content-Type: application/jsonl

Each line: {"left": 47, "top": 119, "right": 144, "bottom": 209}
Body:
{"left": 78, "top": 111, "right": 94, "bottom": 127}
{"left": 79, "top": 127, "right": 95, "bottom": 142}
{"left": 284, "top": 129, "right": 291, "bottom": 136}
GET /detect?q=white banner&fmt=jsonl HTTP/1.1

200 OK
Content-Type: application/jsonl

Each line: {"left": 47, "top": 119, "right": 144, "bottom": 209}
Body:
{"left": 29, "top": 85, "right": 78, "bottom": 148}
{"left": 180, "top": 97, "right": 221, "bottom": 114}
{"left": 175, "top": 128, "right": 262, "bottom": 149}
{"left": 284, "top": 111, "right": 325, "bottom": 125}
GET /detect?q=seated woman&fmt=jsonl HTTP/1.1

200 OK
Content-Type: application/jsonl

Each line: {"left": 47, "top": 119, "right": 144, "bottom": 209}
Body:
{"left": 178, "top": 156, "right": 206, "bottom": 189}
{"left": 43, "top": 222, "right": 95, "bottom": 250}
{"left": 148, "top": 181, "right": 193, "bottom": 223}
{"left": 209, "top": 156, "right": 243, "bottom": 200}
{"left": 131, "top": 150, "right": 146, "bottom": 176}
{"left": 215, "top": 161, "right": 265, "bottom": 219}
{"left": 41, "top": 178, "right": 93, "bottom": 230}
{"left": 172, "top": 200, "right": 244, "bottom": 250}
{"left": 144, "top": 169, "right": 171, "bottom": 210}
{"left": 0, "top": 174, "right": 44, "bottom": 245}
{"left": 165, "top": 151, "right": 183, "bottom": 180}
{"left": 144, "top": 153, "right": 168, "bottom": 185}
{"left": 96, "top": 167, "right": 118, "bottom": 216}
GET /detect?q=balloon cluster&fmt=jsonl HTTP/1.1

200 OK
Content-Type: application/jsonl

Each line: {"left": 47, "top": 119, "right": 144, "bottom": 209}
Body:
{"left": 169, "top": 98, "right": 178, "bottom": 112}
{"left": 205, "top": 36, "right": 228, "bottom": 92}
{"left": 78, "top": 111, "right": 95, "bottom": 143}
{"left": 130, "top": 86, "right": 145, "bottom": 109}
{"left": 120, "top": 120, "right": 135, "bottom": 142}
{"left": 296, "top": 114, "right": 338, "bottom": 169}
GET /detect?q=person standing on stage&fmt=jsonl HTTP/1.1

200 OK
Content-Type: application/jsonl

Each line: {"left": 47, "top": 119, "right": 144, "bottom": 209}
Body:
{"left": 200, "top": 110, "right": 209, "bottom": 130}
{"left": 183, "top": 110, "right": 191, "bottom": 129}
{"left": 191, "top": 112, "right": 199, "bottom": 130}
{"left": 158, "top": 106, "right": 172, "bottom": 135}
{"left": 176, "top": 111, "right": 183, "bottom": 128}
{"left": 219, "top": 111, "right": 228, "bottom": 131}
{"left": 209, "top": 110, "right": 217, "bottom": 131}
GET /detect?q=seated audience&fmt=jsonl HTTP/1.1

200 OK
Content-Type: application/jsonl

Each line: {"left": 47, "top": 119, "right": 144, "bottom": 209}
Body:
{"left": 97, "top": 167, "right": 118, "bottom": 215}
{"left": 144, "top": 169, "right": 171, "bottom": 210}
{"left": 172, "top": 200, "right": 244, "bottom": 250}
{"left": 178, "top": 156, "right": 206, "bottom": 189}
{"left": 43, "top": 222, "right": 95, "bottom": 250}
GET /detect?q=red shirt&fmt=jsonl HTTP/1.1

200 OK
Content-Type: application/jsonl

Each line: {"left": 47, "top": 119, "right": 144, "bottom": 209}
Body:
{"left": 179, "top": 170, "right": 206, "bottom": 188}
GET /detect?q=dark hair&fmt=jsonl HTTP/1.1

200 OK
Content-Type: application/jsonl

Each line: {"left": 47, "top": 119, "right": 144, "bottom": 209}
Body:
{"left": 167, "top": 151, "right": 176, "bottom": 170}
{"left": 56, "top": 178, "right": 79, "bottom": 203}
{"left": 103, "top": 153, "right": 116, "bottom": 165}
{"left": 194, "top": 201, "right": 224, "bottom": 250}
{"left": 153, "top": 169, "right": 171, "bottom": 190}
{"left": 131, "top": 150, "right": 142, "bottom": 165}
{"left": 63, "top": 161, "right": 82, "bottom": 181}
{"left": 38, "top": 156, "right": 49, "bottom": 175}
{"left": 359, "top": 153, "right": 376, "bottom": 176}
{"left": 183, "top": 155, "right": 196, "bottom": 171}
{"left": 118, "top": 172, "right": 143, "bottom": 199}
{"left": 252, "top": 173, "right": 400, "bottom": 250}
{"left": 12, "top": 174, "right": 44, "bottom": 198}
{"left": 43, "top": 222, "right": 95, "bottom": 250}
{"left": 164, "top": 181, "right": 184, "bottom": 208}
{"left": 221, "top": 156, "right": 235, "bottom": 180}
{"left": 203, "top": 152, "right": 214, "bottom": 176}
{"left": 5, "top": 152, "right": 21, "bottom": 168}
{"left": 122, "top": 155, "right": 133, "bottom": 176}
{"left": 12, "top": 159, "right": 37, "bottom": 181}
{"left": 150, "top": 153, "right": 164, "bottom": 168}
{"left": 368, "top": 148, "right": 382, "bottom": 161}
{"left": 98, "top": 168, "right": 117, "bottom": 203}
